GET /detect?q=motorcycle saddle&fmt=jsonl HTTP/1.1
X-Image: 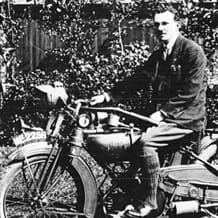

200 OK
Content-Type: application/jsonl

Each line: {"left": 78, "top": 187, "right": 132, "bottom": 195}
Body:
{"left": 160, "top": 164, "right": 218, "bottom": 201}
{"left": 160, "top": 164, "right": 218, "bottom": 186}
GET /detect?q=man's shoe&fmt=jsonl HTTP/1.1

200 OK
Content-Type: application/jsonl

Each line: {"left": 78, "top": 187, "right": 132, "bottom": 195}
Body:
{"left": 107, "top": 205, "right": 135, "bottom": 218}
{"left": 124, "top": 204, "right": 153, "bottom": 218}
{"left": 107, "top": 214, "right": 124, "bottom": 218}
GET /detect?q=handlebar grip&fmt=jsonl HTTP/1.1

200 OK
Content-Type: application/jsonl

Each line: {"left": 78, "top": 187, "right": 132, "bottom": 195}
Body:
{"left": 72, "top": 99, "right": 90, "bottom": 105}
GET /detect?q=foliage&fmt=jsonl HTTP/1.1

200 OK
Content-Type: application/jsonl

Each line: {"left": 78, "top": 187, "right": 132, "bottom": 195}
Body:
{"left": 32, "top": 0, "right": 218, "bottom": 117}
{"left": 0, "top": 0, "right": 217, "bottom": 146}
{"left": 206, "top": 52, "right": 218, "bottom": 125}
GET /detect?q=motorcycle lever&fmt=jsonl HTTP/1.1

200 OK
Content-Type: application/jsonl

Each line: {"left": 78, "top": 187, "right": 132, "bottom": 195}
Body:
{"left": 181, "top": 147, "right": 218, "bottom": 177}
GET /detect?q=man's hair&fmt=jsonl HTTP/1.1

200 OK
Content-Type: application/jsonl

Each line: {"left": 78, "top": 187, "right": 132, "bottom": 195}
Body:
{"left": 153, "top": 1, "right": 180, "bottom": 21}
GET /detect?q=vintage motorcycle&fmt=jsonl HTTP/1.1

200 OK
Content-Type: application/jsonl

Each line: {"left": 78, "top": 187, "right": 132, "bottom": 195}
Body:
{"left": 0, "top": 84, "right": 218, "bottom": 218}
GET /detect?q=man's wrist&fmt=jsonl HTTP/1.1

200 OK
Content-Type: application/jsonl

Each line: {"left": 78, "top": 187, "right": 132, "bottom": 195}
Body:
{"left": 103, "top": 92, "right": 111, "bottom": 103}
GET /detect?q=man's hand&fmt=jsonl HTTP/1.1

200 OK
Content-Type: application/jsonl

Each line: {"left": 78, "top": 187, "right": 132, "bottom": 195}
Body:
{"left": 90, "top": 94, "right": 105, "bottom": 105}
{"left": 149, "top": 111, "right": 164, "bottom": 123}
{"left": 90, "top": 92, "right": 111, "bottom": 105}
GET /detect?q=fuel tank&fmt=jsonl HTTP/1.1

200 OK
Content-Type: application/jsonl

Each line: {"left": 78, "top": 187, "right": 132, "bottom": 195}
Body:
{"left": 86, "top": 131, "right": 141, "bottom": 162}
{"left": 159, "top": 164, "right": 218, "bottom": 201}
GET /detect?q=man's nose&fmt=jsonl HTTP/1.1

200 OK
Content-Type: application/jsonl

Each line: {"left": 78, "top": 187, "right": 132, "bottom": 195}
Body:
{"left": 158, "top": 24, "right": 164, "bottom": 31}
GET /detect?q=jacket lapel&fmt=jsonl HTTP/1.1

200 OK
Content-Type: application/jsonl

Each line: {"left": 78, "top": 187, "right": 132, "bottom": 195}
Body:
{"left": 167, "top": 34, "right": 183, "bottom": 63}
{"left": 154, "top": 34, "right": 184, "bottom": 79}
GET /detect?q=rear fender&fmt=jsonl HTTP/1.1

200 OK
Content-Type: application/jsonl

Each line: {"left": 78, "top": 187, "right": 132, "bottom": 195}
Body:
{"left": 7, "top": 143, "right": 98, "bottom": 218}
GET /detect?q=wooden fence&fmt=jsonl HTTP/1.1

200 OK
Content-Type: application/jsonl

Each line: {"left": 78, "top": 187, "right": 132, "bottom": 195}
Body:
{"left": 16, "top": 20, "right": 157, "bottom": 72}
{"left": 16, "top": 21, "right": 63, "bottom": 71}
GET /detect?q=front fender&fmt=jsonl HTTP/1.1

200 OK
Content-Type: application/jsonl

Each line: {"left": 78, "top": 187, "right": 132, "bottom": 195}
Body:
{"left": 8, "top": 142, "right": 52, "bottom": 162}
{"left": 7, "top": 143, "right": 98, "bottom": 218}
{"left": 71, "top": 155, "right": 98, "bottom": 218}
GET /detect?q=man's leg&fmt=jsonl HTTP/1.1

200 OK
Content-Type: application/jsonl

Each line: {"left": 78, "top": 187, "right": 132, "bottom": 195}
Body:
{"left": 125, "top": 122, "right": 193, "bottom": 218}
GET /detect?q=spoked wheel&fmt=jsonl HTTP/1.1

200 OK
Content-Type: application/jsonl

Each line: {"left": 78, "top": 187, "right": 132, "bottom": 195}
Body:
{"left": 0, "top": 154, "right": 85, "bottom": 218}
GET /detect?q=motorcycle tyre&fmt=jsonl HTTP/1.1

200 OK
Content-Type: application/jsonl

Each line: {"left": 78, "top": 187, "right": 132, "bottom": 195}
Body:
{"left": 0, "top": 153, "right": 93, "bottom": 218}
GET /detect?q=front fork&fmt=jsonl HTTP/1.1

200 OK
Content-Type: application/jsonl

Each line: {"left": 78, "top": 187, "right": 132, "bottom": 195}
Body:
{"left": 37, "top": 140, "right": 64, "bottom": 196}
{"left": 21, "top": 126, "right": 98, "bottom": 217}
{"left": 32, "top": 127, "right": 85, "bottom": 197}
{"left": 35, "top": 112, "right": 69, "bottom": 194}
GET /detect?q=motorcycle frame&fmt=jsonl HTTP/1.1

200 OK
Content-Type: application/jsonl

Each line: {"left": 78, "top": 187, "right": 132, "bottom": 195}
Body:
{"left": 6, "top": 104, "right": 218, "bottom": 218}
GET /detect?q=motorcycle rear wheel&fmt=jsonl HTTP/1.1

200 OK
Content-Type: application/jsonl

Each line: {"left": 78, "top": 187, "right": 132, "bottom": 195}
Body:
{"left": 0, "top": 154, "right": 85, "bottom": 218}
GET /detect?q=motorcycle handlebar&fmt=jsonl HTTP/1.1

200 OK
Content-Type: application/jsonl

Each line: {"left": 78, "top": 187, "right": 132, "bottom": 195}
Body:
{"left": 81, "top": 106, "right": 159, "bottom": 126}
{"left": 70, "top": 99, "right": 159, "bottom": 126}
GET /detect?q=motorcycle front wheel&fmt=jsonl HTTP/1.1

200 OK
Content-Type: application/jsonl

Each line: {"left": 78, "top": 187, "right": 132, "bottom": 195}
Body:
{"left": 0, "top": 154, "right": 85, "bottom": 218}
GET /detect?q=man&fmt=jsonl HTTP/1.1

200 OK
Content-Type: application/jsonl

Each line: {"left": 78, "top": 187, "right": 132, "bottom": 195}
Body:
{"left": 91, "top": 3, "right": 207, "bottom": 218}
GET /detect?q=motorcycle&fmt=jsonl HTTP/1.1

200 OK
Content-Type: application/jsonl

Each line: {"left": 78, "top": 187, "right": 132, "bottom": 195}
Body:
{"left": 0, "top": 84, "right": 217, "bottom": 218}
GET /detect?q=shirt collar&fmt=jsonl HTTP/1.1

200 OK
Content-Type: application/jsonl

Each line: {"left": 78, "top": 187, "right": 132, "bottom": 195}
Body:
{"left": 163, "top": 32, "right": 179, "bottom": 55}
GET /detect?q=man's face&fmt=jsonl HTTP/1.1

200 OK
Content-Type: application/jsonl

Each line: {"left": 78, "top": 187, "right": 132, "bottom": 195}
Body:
{"left": 154, "top": 11, "right": 179, "bottom": 43}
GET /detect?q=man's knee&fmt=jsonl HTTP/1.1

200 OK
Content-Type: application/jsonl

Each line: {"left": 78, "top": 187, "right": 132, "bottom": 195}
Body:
{"left": 139, "top": 130, "right": 155, "bottom": 146}
{"left": 138, "top": 125, "right": 169, "bottom": 147}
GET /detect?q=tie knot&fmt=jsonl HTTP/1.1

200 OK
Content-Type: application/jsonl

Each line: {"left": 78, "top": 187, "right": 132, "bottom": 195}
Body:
{"left": 162, "top": 46, "right": 169, "bottom": 60}
{"left": 163, "top": 45, "right": 170, "bottom": 53}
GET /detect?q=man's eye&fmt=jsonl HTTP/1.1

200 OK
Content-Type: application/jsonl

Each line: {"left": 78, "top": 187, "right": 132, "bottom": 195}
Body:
{"left": 154, "top": 22, "right": 169, "bottom": 27}
{"left": 161, "top": 22, "right": 168, "bottom": 26}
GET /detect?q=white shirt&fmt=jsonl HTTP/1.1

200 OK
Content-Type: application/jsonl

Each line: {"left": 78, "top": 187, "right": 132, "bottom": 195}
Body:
{"left": 163, "top": 31, "right": 179, "bottom": 56}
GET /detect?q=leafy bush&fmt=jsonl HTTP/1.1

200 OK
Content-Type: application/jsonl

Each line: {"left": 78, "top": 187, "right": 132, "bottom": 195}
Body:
{"left": 0, "top": 0, "right": 218, "bottom": 147}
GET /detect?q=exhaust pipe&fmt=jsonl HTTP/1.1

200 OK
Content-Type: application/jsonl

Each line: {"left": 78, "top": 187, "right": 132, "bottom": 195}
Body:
{"left": 171, "top": 201, "right": 200, "bottom": 215}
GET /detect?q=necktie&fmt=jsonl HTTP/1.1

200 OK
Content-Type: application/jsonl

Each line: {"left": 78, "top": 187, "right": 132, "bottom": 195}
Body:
{"left": 162, "top": 47, "right": 169, "bottom": 61}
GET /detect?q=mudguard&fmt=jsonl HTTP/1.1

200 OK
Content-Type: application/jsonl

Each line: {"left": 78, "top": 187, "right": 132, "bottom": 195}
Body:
{"left": 8, "top": 142, "right": 52, "bottom": 161}
{"left": 7, "top": 143, "right": 98, "bottom": 218}
{"left": 159, "top": 164, "right": 218, "bottom": 201}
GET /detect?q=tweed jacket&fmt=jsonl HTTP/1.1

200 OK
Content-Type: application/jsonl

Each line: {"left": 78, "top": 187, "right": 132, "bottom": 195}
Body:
{"left": 109, "top": 34, "right": 207, "bottom": 131}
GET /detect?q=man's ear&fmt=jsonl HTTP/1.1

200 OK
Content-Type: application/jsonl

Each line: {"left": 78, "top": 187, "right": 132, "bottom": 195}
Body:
{"left": 176, "top": 20, "right": 182, "bottom": 30}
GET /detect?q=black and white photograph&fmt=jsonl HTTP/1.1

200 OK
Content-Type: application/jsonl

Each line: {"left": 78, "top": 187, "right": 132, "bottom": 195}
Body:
{"left": 0, "top": 0, "right": 217, "bottom": 217}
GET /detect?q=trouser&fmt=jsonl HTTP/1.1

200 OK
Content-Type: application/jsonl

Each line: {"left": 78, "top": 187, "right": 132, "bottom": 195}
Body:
{"left": 134, "top": 121, "right": 193, "bottom": 209}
